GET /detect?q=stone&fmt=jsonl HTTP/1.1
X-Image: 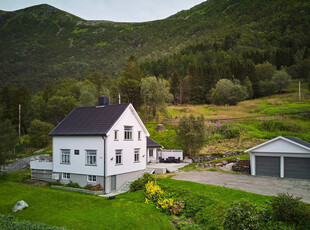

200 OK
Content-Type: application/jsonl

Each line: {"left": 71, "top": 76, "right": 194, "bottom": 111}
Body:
{"left": 222, "top": 160, "right": 229, "bottom": 165}
{"left": 221, "top": 163, "right": 234, "bottom": 171}
{"left": 215, "top": 163, "right": 223, "bottom": 167}
{"left": 12, "top": 200, "right": 28, "bottom": 212}
{"left": 155, "top": 124, "right": 166, "bottom": 132}
{"left": 183, "top": 157, "right": 192, "bottom": 164}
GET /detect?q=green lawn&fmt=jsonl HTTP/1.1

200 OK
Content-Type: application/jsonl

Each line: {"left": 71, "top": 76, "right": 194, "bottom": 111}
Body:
{"left": 157, "top": 177, "right": 273, "bottom": 227}
{"left": 0, "top": 170, "right": 281, "bottom": 229}
{"left": 0, "top": 170, "right": 174, "bottom": 230}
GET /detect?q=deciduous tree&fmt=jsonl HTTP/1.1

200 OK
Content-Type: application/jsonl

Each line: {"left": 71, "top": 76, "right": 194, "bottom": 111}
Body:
{"left": 176, "top": 115, "right": 205, "bottom": 157}
{"left": 141, "top": 76, "right": 173, "bottom": 117}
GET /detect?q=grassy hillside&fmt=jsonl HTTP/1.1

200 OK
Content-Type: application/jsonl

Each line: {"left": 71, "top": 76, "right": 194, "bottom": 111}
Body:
{"left": 147, "top": 81, "right": 310, "bottom": 154}
{"left": 0, "top": 0, "right": 309, "bottom": 91}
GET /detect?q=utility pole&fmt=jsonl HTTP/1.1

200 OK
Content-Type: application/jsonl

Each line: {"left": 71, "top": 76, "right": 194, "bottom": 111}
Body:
{"left": 299, "top": 80, "right": 301, "bottom": 101}
{"left": 18, "top": 104, "right": 21, "bottom": 140}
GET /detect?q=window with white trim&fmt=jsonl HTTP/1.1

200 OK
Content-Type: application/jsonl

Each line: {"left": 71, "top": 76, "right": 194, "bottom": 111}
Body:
{"left": 62, "top": 173, "right": 70, "bottom": 179}
{"left": 116, "top": 150, "right": 122, "bottom": 165}
{"left": 138, "top": 131, "right": 141, "bottom": 140}
{"left": 124, "top": 126, "right": 132, "bottom": 140}
{"left": 134, "top": 149, "right": 140, "bottom": 162}
{"left": 86, "top": 150, "right": 97, "bottom": 165}
{"left": 61, "top": 149, "right": 70, "bottom": 164}
{"left": 88, "top": 175, "right": 97, "bottom": 182}
{"left": 114, "top": 130, "right": 118, "bottom": 140}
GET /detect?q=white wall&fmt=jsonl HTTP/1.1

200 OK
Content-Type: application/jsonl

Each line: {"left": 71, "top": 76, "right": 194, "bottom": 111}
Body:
{"left": 53, "top": 136, "right": 105, "bottom": 176}
{"left": 30, "top": 161, "right": 53, "bottom": 170}
{"left": 252, "top": 139, "right": 309, "bottom": 154}
{"left": 161, "top": 150, "right": 183, "bottom": 160}
{"left": 105, "top": 106, "right": 147, "bottom": 176}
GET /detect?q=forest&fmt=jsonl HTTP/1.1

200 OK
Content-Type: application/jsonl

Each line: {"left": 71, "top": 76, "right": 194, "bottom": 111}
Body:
{"left": 0, "top": 0, "right": 310, "bottom": 156}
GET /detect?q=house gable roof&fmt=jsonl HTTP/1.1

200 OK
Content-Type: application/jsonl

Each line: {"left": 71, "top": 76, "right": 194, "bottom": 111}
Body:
{"left": 147, "top": 137, "right": 162, "bottom": 148}
{"left": 49, "top": 104, "right": 130, "bottom": 136}
{"left": 245, "top": 136, "right": 310, "bottom": 153}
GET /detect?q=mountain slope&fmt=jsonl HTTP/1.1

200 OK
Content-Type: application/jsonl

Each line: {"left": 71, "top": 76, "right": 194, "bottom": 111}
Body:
{"left": 0, "top": 0, "right": 309, "bottom": 91}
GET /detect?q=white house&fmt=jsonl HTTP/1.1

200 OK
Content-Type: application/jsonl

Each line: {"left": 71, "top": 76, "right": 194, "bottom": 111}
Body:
{"left": 245, "top": 136, "right": 310, "bottom": 180}
{"left": 48, "top": 97, "right": 150, "bottom": 193}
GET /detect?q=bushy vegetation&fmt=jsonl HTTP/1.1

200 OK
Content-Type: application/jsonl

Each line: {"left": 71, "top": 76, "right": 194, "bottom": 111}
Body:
{"left": 28, "top": 119, "right": 54, "bottom": 148}
{"left": 0, "top": 214, "right": 67, "bottom": 230}
{"left": 176, "top": 115, "right": 205, "bottom": 156}
{"left": 267, "top": 193, "right": 310, "bottom": 227}
{"left": 129, "top": 173, "right": 155, "bottom": 192}
{"left": 223, "top": 199, "right": 264, "bottom": 230}
{"left": 223, "top": 193, "right": 310, "bottom": 230}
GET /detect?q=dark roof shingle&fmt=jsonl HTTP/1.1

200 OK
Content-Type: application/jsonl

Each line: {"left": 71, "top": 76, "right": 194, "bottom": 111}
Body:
{"left": 49, "top": 104, "right": 130, "bottom": 136}
{"left": 284, "top": 137, "right": 310, "bottom": 149}
{"left": 147, "top": 137, "right": 162, "bottom": 148}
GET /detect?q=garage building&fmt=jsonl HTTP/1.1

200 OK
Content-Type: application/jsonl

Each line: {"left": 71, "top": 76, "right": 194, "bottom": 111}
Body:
{"left": 246, "top": 136, "right": 310, "bottom": 180}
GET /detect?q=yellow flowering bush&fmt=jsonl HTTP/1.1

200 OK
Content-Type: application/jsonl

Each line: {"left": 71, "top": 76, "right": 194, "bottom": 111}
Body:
{"left": 157, "top": 198, "right": 174, "bottom": 210}
{"left": 145, "top": 181, "right": 163, "bottom": 201}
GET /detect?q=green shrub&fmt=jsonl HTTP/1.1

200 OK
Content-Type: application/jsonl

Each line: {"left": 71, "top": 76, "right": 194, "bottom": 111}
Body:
{"left": 49, "top": 180, "right": 62, "bottom": 186}
{"left": 84, "top": 184, "right": 93, "bottom": 190}
{"left": 66, "top": 182, "right": 81, "bottom": 189}
{"left": 0, "top": 214, "right": 67, "bottom": 230}
{"left": 130, "top": 173, "right": 155, "bottom": 192}
{"left": 223, "top": 199, "right": 264, "bottom": 230}
{"left": 268, "top": 193, "right": 310, "bottom": 227}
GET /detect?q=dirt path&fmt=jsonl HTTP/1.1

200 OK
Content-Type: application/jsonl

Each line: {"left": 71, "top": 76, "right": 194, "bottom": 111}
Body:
{"left": 173, "top": 171, "right": 310, "bottom": 203}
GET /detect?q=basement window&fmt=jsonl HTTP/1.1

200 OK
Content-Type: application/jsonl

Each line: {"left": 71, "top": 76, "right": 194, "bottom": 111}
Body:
{"left": 87, "top": 175, "right": 97, "bottom": 182}
{"left": 62, "top": 173, "right": 70, "bottom": 179}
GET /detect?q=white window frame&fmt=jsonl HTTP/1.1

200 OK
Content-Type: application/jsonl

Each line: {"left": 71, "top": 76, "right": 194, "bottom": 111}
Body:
{"left": 124, "top": 126, "right": 133, "bottom": 140}
{"left": 114, "top": 130, "right": 119, "bottom": 141}
{"left": 116, "top": 149, "right": 122, "bottom": 165}
{"left": 138, "top": 131, "right": 141, "bottom": 141}
{"left": 134, "top": 148, "right": 140, "bottom": 163}
{"left": 62, "top": 173, "right": 70, "bottom": 179}
{"left": 86, "top": 150, "right": 97, "bottom": 166}
{"left": 87, "top": 175, "right": 97, "bottom": 182}
{"left": 61, "top": 149, "right": 70, "bottom": 164}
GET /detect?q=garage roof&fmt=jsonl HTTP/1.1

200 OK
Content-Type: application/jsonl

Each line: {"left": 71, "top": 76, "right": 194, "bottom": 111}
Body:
{"left": 245, "top": 136, "right": 310, "bottom": 152}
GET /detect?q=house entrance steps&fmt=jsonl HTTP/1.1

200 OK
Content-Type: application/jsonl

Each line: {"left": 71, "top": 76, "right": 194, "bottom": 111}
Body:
{"left": 99, "top": 168, "right": 156, "bottom": 197}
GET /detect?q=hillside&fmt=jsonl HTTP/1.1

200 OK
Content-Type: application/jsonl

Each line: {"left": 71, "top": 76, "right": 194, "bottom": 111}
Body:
{"left": 0, "top": 0, "right": 309, "bottom": 91}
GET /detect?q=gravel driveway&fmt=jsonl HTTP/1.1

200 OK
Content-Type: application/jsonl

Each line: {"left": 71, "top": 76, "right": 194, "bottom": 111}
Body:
{"left": 173, "top": 171, "right": 310, "bottom": 203}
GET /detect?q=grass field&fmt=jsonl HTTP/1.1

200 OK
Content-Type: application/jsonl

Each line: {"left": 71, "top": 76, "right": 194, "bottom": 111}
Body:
{"left": 0, "top": 170, "right": 174, "bottom": 230}
{"left": 147, "top": 81, "right": 310, "bottom": 154}
{"left": 0, "top": 170, "right": 275, "bottom": 229}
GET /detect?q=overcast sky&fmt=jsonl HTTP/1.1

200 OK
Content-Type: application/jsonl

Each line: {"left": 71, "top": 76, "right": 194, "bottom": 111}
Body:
{"left": 0, "top": 0, "right": 206, "bottom": 22}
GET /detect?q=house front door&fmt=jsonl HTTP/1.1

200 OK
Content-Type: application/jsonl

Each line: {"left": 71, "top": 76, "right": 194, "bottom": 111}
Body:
{"left": 111, "top": 175, "right": 116, "bottom": 191}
